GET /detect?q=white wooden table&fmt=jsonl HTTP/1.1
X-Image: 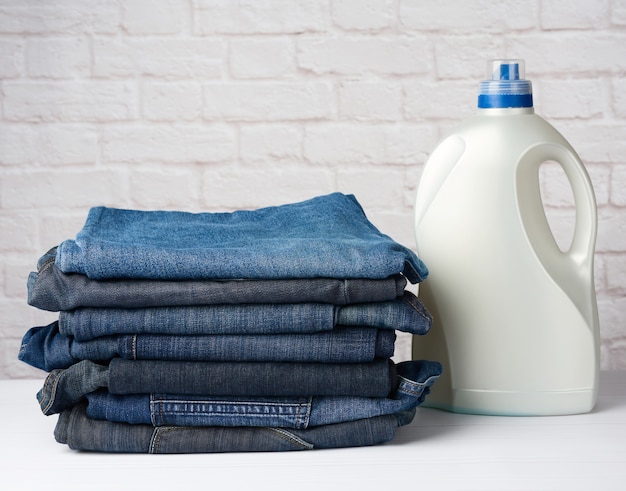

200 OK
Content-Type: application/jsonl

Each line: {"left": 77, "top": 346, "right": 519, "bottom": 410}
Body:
{"left": 1, "top": 372, "right": 624, "bottom": 491}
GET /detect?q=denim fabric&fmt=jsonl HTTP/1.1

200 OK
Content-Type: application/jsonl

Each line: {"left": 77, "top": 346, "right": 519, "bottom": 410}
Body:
{"left": 83, "top": 360, "right": 441, "bottom": 428}
{"left": 28, "top": 248, "right": 407, "bottom": 312}
{"left": 38, "top": 358, "right": 398, "bottom": 415}
{"left": 54, "top": 402, "right": 415, "bottom": 453}
{"left": 19, "top": 322, "right": 396, "bottom": 371}
{"left": 55, "top": 193, "right": 428, "bottom": 283}
{"left": 57, "top": 291, "right": 431, "bottom": 341}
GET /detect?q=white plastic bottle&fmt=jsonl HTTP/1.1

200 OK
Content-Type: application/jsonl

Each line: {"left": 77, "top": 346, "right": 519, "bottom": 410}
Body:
{"left": 412, "top": 59, "right": 600, "bottom": 416}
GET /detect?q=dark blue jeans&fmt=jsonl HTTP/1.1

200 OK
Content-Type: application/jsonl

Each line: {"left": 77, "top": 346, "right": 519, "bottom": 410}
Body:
{"left": 38, "top": 358, "right": 400, "bottom": 415}
{"left": 28, "top": 248, "right": 407, "bottom": 312}
{"left": 55, "top": 193, "right": 428, "bottom": 282}
{"left": 19, "top": 322, "right": 397, "bottom": 371}
{"left": 56, "top": 291, "right": 432, "bottom": 341}
{"left": 82, "top": 360, "right": 441, "bottom": 428}
{"left": 54, "top": 403, "right": 417, "bottom": 453}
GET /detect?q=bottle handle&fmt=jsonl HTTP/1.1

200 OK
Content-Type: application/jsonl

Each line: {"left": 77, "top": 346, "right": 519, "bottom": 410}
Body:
{"left": 516, "top": 142, "right": 597, "bottom": 312}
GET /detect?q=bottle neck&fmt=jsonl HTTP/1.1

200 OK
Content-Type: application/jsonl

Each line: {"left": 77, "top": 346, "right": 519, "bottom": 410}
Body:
{"left": 476, "top": 107, "right": 535, "bottom": 116}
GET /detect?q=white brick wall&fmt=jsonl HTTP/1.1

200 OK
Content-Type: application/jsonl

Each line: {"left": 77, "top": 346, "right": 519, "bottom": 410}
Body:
{"left": 1, "top": 0, "right": 625, "bottom": 378}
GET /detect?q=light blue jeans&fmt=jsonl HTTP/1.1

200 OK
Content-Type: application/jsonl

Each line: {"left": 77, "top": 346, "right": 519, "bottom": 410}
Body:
{"left": 55, "top": 193, "right": 428, "bottom": 282}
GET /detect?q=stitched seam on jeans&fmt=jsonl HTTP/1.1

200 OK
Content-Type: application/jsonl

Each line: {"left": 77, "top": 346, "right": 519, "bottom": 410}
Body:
{"left": 162, "top": 401, "right": 305, "bottom": 414}
{"left": 38, "top": 259, "right": 55, "bottom": 275}
{"left": 295, "top": 397, "right": 313, "bottom": 429}
{"left": 158, "top": 396, "right": 167, "bottom": 426}
{"left": 37, "top": 252, "right": 56, "bottom": 274}
{"left": 342, "top": 279, "right": 350, "bottom": 304}
{"left": 264, "top": 427, "right": 314, "bottom": 449}
{"left": 150, "top": 394, "right": 162, "bottom": 426}
{"left": 149, "top": 426, "right": 176, "bottom": 453}
{"left": 396, "top": 374, "right": 440, "bottom": 397}
{"left": 131, "top": 335, "right": 138, "bottom": 360}
{"left": 402, "top": 294, "right": 431, "bottom": 323}
{"left": 149, "top": 427, "right": 163, "bottom": 453}
{"left": 396, "top": 375, "right": 426, "bottom": 396}
{"left": 40, "top": 370, "right": 61, "bottom": 415}
{"left": 154, "top": 398, "right": 307, "bottom": 424}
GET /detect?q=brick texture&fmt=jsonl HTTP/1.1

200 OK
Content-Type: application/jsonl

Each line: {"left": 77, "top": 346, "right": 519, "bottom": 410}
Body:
{"left": 1, "top": 0, "right": 625, "bottom": 377}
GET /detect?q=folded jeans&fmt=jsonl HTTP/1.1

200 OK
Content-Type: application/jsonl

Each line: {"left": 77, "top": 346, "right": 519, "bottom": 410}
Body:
{"left": 55, "top": 193, "right": 428, "bottom": 282}
{"left": 19, "top": 322, "right": 396, "bottom": 371}
{"left": 38, "top": 358, "right": 400, "bottom": 415}
{"left": 83, "top": 360, "right": 442, "bottom": 428}
{"left": 56, "top": 291, "right": 432, "bottom": 341}
{"left": 54, "top": 402, "right": 417, "bottom": 453}
{"left": 28, "top": 247, "right": 407, "bottom": 312}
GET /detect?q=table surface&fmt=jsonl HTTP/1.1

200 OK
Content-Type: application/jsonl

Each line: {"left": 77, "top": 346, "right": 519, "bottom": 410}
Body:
{"left": 1, "top": 372, "right": 624, "bottom": 491}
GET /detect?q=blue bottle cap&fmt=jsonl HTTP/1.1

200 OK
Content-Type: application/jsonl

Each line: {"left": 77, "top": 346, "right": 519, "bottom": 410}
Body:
{"left": 477, "top": 59, "right": 533, "bottom": 109}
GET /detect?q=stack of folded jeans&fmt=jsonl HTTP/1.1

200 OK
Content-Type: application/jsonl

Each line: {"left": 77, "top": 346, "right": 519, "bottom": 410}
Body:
{"left": 19, "top": 193, "right": 442, "bottom": 453}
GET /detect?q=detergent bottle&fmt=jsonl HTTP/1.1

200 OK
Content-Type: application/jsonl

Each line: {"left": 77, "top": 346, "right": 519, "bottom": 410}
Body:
{"left": 412, "top": 59, "right": 600, "bottom": 415}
